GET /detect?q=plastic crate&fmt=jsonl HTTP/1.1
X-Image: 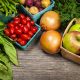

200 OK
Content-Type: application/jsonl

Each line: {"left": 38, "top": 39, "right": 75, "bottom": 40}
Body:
{"left": 15, "top": 23, "right": 41, "bottom": 49}
{"left": 1, "top": 6, "right": 41, "bottom": 49}
{"left": 20, "top": 0, "right": 55, "bottom": 22}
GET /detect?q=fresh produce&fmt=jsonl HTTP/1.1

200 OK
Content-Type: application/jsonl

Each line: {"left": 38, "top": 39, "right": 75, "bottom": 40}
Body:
{"left": 54, "top": 0, "right": 80, "bottom": 27}
{"left": 40, "top": 11, "right": 61, "bottom": 31}
{"left": 0, "top": 0, "right": 19, "bottom": 16}
{"left": 34, "top": 0, "right": 41, "bottom": 8}
{"left": 20, "top": 0, "right": 51, "bottom": 14}
{"left": 63, "top": 31, "right": 80, "bottom": 54}
{"left": 4, "top": 13, "right": 38, "bottom": 46}
{"left": 69, "top": 24, "right": 80, "bottom": 32}
{"left": 29, "top": 6, "right": 39, "bottom": 15}
{"left": 41, "top": 0, "right": 51, "bottom": 8}
{"left": 40, "top": 30, "right": 62, "bottom": 54}
{"left": 0, "top": 53, "right": 12, "bottom": 80}
{"left": 0, "top": 36, "right": 18, "bottom": 80}
{"left": 0, "top": 20, "right": 18, "bottom": 80}
{"left": 26, "top": 0, "right": 33, "bottom": 7}
{"left": 0, "top": 36, "right": 18, "bottom": 65}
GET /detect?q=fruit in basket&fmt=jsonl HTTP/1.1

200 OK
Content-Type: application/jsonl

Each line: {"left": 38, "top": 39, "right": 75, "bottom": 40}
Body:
{"left": 69, "top": 24, "right": 80, "bottom": 32}
{"left": 40, "top": 11, "right": 61, "bottom": 31}
{"left": 63, "top": 31, "right": 80, "bottom": 54}
{"left": 40, "top": 30, "right": 62, "bottom": 54}
{"left": 41, "top": 0, "right": 51, "bottom": 8}
{"left": 29, "top": 6, "right": 39, "bottom": 15}
{"left": 4, "top": 14, "right": 38, "bottom": 46}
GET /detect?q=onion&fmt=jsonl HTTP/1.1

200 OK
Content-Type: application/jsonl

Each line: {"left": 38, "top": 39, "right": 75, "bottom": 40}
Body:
{"left": 40, "top": 11, "right": 61, "bottom": 31}
{"left": 41, "top": 0, "right": 51, "bottom": 8}
{"left": 40, "top": 30, "right": 62, "bottom": 54}
{"left": 29, "top": 6, "right": 39, "bottom": 15}
{"left": 33, "top": 0, "right": 41, "bottom": 8}
{"left": 26, "top": 0, "right": 33, "bottom": 7}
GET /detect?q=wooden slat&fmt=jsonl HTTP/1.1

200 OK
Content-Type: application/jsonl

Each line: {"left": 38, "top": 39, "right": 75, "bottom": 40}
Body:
{"left": 13, "top": 43, "right": 80, "bottom": 80}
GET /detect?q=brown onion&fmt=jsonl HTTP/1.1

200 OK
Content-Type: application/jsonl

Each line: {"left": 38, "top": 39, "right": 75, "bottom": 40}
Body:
{"left": 40, "top": 11, "right": 61, "bottom": 31}
{"left": 40, "top": 30, "right": 62, "bottom": 54}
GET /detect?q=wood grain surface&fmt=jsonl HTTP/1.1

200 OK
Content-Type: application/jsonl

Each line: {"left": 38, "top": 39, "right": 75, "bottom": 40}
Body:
{"left": 13, "top": 40, "right": 80, "bottom": 80}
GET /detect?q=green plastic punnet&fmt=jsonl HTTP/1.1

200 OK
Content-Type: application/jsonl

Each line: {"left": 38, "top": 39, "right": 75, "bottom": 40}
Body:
{"left": 20, "top": 0, "right": 55, "bottom": 22}
{"left": 1, "top": 6, "right": 41, "bottom": 49}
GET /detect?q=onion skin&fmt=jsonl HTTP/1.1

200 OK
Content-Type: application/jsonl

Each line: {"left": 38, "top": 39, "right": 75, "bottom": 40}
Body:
{"left": 29, "top": 6, "right": 39, "bottom": 15}
{"left": 26, "top": 0, "right": 33, "bottom": 7}
{"left": 40, "top": 11, "right": 61, "bottom": 31}
{"left": 40, "top": 30, "right": 62, "bottom": 54}
{"left": 41, "top": 0, "right": 51, "bottom": 8}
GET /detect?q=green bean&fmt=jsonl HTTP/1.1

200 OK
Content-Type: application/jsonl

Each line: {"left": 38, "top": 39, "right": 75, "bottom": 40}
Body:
{"left": 5, "top": 0, "right": 17, "bottom": 14}
{"left": 0, "top": 5, "right": 2, "bottom": 7}
{"left": 5, "top": 0, "right": 9, "bottom": 5}
{"left": 10, "top": 4, "right": 16, "bottom": 12}
{"left": 0, "top": 8, "right": 4, "bottom": 12}
{"left": 0, "top": 0, "right": 8, "bottom": 16}
{"left": 14, "top": 0, "right": 19, "bottom": 3}
{"left": 8, "top": 10, "right": 12, "bottom": 15}
{"left": 3, "top": 0, "right": 15, "bottom": 15}
{"left": 8, "top": 0, "right": 18, "bottom": 5}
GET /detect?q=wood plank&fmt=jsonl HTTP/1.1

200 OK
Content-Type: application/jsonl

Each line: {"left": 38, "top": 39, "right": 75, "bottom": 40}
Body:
{"left": 13, "top": 42, "right": 80, "bottom": 80}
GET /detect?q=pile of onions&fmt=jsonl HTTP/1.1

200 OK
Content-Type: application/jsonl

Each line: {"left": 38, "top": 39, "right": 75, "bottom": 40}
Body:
{"left": 40, "top": 11, "right": 62, "bottom": 54}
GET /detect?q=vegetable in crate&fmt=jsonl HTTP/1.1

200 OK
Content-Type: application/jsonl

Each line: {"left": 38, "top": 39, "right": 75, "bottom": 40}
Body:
{"left": 33, "top": 0, "right": 41, "bottom": 8}
{"left": 41, "top": 0, "right": 51, "bottom": 8}
{"left": 26, "top": 0, "right": 33, "bottom": 7}
{"left": 4, "top": 13, "right": 38, "bottom": 46}
{"left": 19, "top": 0, "right": 51, "bottom": 14}
{"left": 29, "top": 6, "right": 39, "bottom": 15}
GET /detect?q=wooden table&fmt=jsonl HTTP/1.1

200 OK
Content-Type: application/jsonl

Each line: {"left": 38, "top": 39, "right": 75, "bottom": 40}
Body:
{"left": 13, "top": 40, "right": 80, "bottom": 80}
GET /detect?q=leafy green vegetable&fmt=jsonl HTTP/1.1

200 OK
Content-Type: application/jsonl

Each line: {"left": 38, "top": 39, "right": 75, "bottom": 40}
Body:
{"left": 54, "top": 0, "right": 80, "bottom": 27}
{"left": 0, "top": 36, "right": 18, "bottom": 65}
{"left": 0, "top": 18, "right": 18, "bottom": 80}
{"left": 0, "top": 52, "right": 12, "bottom": 80}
